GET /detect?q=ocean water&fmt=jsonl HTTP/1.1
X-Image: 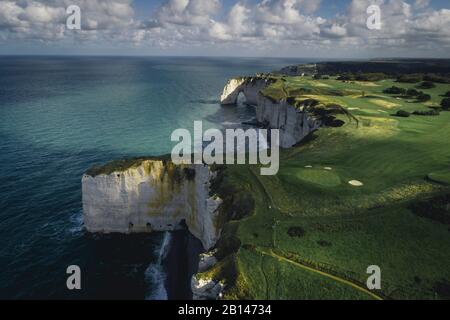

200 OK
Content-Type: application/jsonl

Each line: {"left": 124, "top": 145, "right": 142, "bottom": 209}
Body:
{"left": 0, "top": 56, "right": 311, "bottom": 299}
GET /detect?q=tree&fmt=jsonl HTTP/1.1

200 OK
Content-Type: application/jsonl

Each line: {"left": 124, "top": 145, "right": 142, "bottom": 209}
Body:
{"left": 406, "top": 88, "right": 420, "bottom": 97}
{"left": 417, "top": 81, "right": 435, "bottom": 89}
{"left": 416, "top": 93, "right": 431, "bottom": 102}
{"left": 396, "top": 110, "right": 411, "bottom": 117}
{"left": 383, "top": 86, "right": 406, "bottom": 95}
{"left": 441, "top": 98, "right": 450, "bottom": 111}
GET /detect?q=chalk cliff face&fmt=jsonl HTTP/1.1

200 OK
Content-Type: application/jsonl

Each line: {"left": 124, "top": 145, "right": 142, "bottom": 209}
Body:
{"left": 220, "top": 77, "right": 321, "bottom": 148}
{"left": 220, "top": 77, "right": 273, "bottom": 106}
{"left": 82, "top": 160, "right": 222, "bottom": 250}
{"left": 257, "top": 96, "right": 321, "bottom": 148}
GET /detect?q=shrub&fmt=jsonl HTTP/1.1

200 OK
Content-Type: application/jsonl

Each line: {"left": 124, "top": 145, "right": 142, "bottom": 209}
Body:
{"left": 444, "top": 91, "right": 450, "bottom": 97}
{"left": 383, "top": 86, "right": 406, "bottom": 95}
{"left": 396, "top": 74, "right": 423, "bottom": 83}
{"left": 396, "top": 110, "right": 411, "bottom": 117}
{"left": 231, "top": 192, "right": 255, "bottom": 220}
{"left": 354, "top": 73, "right": 388, "bottom": 81}
{"left": 423, "top": 74, "right": 450, "bottom": 84}
{"left": 287, "top": 226, "right": 305, "bottom": 238}
{"left": 413, "top": 110, "right": 440, "bottom": 116}
{"left": 416, "top": 93, "right": 431, "bottom": 102}
{"left": 317, "top": 240, "right": 332, "bottom": 247}
{"left": 337, "top": 74, "right": 352, "bottom": 81}
{"left": 441, "top": 98, "right": 450, "bottom": 110}
{"left": 409, "top": 193, "right": 450, "bottom": 224}
{"left": 417, "top": 81, "right": 436, "bottom": 89}
{"left": 406, "top": 88, "right": 421, "bottom": 97}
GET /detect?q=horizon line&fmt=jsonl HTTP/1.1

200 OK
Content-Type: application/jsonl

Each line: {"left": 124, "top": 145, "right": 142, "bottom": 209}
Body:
{"left": 1, "top": 54, "right": 450, "bottom": 61}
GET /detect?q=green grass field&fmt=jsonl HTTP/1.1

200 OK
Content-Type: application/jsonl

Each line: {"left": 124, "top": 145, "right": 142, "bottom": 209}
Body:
{"left": 201, "top": 75, "right": 450, "bottom": 300}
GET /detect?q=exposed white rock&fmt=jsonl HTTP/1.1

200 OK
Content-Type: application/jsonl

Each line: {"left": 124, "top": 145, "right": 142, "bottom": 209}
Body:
{"left": 256, "top": 96, "right": 321, "bottom": 148}
{"left": 82, "top": 160, "right": 223, "bottom": 250}
{"left": 198, "top": 251, "right": 218, "bottom": 273}
{"left": 191, "top": 275, "right": 225, "bottom": 300}
{"left": 220, "top": 77, "right": 272, "bottom": 106}
{"left": 220, "top": 77, "right": 322, "bottom": 148}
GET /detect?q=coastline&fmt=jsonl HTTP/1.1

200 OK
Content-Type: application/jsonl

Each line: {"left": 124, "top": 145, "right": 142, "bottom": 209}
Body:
{"left": 163, "top": 230, "right": 204, "bottom": 300}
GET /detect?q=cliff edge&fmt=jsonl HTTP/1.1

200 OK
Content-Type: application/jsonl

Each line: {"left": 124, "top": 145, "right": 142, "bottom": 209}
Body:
{"left": 220, "top": 76, "right": 321, "bottom": 148}
{"left": 82, "top": 159, "right": 222, "bottom": 250}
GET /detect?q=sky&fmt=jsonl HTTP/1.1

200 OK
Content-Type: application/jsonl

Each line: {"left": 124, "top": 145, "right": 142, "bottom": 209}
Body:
{"left": 0, "top": 0, "right": 449, "bottom": 58}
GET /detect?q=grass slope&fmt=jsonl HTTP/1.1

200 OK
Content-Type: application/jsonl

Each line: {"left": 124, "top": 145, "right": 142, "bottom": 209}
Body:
{"left": 215, "top": 75, "right": 450, "bottom": 300}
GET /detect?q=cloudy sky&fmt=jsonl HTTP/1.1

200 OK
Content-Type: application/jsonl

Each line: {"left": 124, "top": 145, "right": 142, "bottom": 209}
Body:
{"left": 0, "top": 0, "right": 449, "bottom": 58}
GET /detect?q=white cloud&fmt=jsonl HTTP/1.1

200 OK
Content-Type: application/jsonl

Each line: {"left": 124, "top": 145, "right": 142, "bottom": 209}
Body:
{"left": 155, "top": 0, "right": 220, "bottom": 26}
{"left": 0, "top": 0, "right": 135, "bottom": 41}
{"left": 0, "top": 0, "right": 449, "bottom": 57}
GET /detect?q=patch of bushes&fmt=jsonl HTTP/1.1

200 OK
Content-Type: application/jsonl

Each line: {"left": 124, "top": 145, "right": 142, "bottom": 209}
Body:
{"left": 396, "top": 110, "right": 411, "bottom": 118}
{"left": 406, "top": 88, "right": 421, "bottom": 97}
{"left": 324, "top": 119, "right": 346, "bottom": 127}
{"left": 444, "top": 91, "right": 450, "bottom": 97}
{"left": 412, "top": 110, "right": 440, "bottom": 116}
{"left": 317, "top": 240, "right": 332, "bottom": 247}
{"left": 337, "top": 72, "right": 388, "bottom": 82}
{"left": 409, "top": 193, "right": 450, "bottom": 224}
{"left": 423, "top": 74, "right": 450, "bottom": 84}
{"left": 231, "top": 192, "right": 255, "bottom": 220}
{"left": 396, "top": 74, "right": 423, "bottom": 83}
{"left": 441, "top": 98, "right": 450, "bottom": 110}
{"left": 383, "top": 86, "right": 406, "bottom": 95}
{"left": 215, "top": 225, "right": 242, "bottom": 259}
{"left": 287, "top": 226, "right": 306, "bottom": 238}
{"left": 397, "top": 73, "right": 450, "bottom": 84}
{"left": 416, "top": 81, "right": 435, "bottom": 89}
{"left": 416, "top": 93, "right": 431, "bottom": 102}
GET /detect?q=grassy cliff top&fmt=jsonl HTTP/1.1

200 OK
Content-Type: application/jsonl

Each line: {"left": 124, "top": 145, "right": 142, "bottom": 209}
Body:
{"left": 213, "top": 73, "right": 450, "bottom": 300}
{"left": 85, "top": 155, "right": 171, "bottom": 177}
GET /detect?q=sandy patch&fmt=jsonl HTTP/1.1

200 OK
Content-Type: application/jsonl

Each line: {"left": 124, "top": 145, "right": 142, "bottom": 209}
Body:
{"left": 354, "top": 81, "right": 380, "bottom": 87}
{"left": 314, "top": 82, "right": 332, "bottom": 88}
{"left": 349, "top": 180, "right": 364, "bottom": 187}
{"left": 369, "top": 99, "right": 400, "bottom": 109}
{"left": 324, "top": 167, "right": 333, "bottom": 171}
{"left": 305, "top": 165, "right": 313, "bottom": 168}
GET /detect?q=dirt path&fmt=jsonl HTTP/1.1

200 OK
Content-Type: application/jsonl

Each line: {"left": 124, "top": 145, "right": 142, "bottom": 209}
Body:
{"left": 256, "top": 248, "right": 384, "bottom": 300}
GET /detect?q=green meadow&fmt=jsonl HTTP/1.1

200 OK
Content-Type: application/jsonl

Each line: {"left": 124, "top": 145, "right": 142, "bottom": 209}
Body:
{"left": 202, "top": 75, "right": 450, "bottom": 300}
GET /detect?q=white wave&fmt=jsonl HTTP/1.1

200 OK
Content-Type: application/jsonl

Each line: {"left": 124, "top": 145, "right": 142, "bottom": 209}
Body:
{"left": 221, "top": 121, "right": 241, "bottom": 126}
{"left": 68, "top": 210, "right": 84, "bottom": 235}
{"left": 145, "top": 232, "right": 172, "bottom": 300}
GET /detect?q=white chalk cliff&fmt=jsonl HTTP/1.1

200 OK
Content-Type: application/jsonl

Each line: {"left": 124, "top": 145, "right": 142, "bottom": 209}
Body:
{"left": 220, "top": 77, "right": 273, "bottom": 106}
{"left": 220, "top": 77, "right": 321, "bottom": 148}
{"left": 256, "top": 96, "right": 321, "bottom": 148}
{"left": 82, "top": 160, "right": 222, "bottom": 250}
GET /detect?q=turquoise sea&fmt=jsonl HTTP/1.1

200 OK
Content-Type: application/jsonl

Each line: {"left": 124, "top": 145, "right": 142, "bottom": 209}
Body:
{"left": 0, "top": 56, "right": 311, "bottom": 299}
